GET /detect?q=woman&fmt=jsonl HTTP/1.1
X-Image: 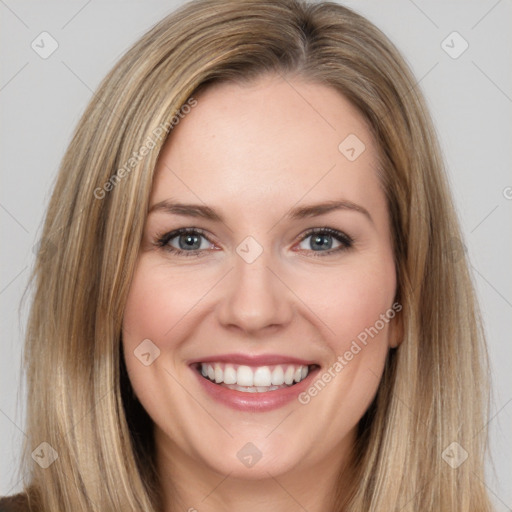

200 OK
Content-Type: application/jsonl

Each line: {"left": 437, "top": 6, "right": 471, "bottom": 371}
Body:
{"left": 1, "top": 0, "right": 494, "bottom": 510}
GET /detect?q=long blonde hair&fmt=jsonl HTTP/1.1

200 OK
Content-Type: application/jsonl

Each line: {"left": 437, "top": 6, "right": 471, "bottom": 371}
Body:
{"left": 22, "top": 0, "right": 493, "bottom": 510}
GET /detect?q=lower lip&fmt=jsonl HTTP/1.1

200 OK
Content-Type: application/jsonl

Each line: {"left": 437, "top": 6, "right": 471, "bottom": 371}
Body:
{"left": 191, "top": 365, "right": 320, "bottom": 412}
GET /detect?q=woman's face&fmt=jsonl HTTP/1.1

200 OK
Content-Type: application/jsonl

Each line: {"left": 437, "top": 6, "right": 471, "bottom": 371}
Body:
{"left": 122, "top": 74, "right": 400, "bottom": 481}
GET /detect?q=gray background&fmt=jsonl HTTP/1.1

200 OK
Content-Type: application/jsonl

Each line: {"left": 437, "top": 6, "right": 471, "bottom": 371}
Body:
{"left": 1, "top": 0, "right": 511, "bottom": 507}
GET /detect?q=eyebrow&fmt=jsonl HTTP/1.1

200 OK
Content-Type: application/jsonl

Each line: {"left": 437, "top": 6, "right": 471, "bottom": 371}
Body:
{"left": 148, "top": 199, "right": 373, "bottom": 223}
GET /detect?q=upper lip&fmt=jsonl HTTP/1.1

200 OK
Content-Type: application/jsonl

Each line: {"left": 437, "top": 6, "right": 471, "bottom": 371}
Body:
{"left": 188, "top": 353, "right": 318, "bottom": 367}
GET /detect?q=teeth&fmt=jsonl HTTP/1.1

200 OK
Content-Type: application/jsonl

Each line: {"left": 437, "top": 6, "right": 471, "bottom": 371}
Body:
{"left": 199, "top": 362, "right": 311, "bottom": 389}
{"left": 284, "top": 366, "right": 295, "bottom": 385}
{"left": 214, "top": 364, "right": 223, "bottom": 383}
{"left": 223, "top": 384, "right": 283, "bottom": 393}
{"left": 253, "top": 366, "right": 272, "bottom": 387}
{"left": 223, "top": 365, "right": 237, "bottom": 385}
{"left": 271, "top": 366, "right": 284, "bottom": 385}
{"left": 237, "top": 365, "right": 253, "bottom": 386}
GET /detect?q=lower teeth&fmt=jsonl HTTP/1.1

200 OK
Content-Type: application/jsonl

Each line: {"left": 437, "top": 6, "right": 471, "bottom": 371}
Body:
{"left": 197, "top": 366, "right": 311, "bottom": 392}
{"left": 219, "top": 382, "right": 290, "bottom": 393}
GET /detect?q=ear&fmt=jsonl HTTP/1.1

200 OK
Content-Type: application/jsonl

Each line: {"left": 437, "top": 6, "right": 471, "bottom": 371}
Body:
{"left": 387, "top": 303, "right": 404, "bottom": 349}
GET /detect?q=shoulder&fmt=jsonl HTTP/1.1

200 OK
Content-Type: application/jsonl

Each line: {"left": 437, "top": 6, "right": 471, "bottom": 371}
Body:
{"left": 0, "top": 493, "right": 31, "bottom": 512}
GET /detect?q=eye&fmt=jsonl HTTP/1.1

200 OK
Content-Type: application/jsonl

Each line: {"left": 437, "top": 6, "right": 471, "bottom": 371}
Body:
{"left": 296, "top": 227, "right": 353, "bottom": 256}
{"left": 154, "top": 228, "right": 215, "bottom": 256}
{"left": 154, "top": 226, "right": 353, "bottom": 258}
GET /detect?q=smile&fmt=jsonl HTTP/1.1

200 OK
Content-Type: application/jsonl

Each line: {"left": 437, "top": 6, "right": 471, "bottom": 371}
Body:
{"left": 190, "top": 354, "right": 321, "bottom": 412}
{"left": 198, "top": 362, "right": 311, "bottom": 392}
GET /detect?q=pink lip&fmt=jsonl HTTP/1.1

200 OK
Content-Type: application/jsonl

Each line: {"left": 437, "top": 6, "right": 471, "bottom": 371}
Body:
{"left": 189, "top": 357, "right": 320, "bottom": 412}
{"left": 188, "top": 353, "right": 317, "bottom": 367}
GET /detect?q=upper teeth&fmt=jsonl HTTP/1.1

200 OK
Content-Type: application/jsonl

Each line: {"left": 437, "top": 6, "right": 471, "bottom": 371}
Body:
{"left": 200, "top": 363, "right": 309, "bottom": 387}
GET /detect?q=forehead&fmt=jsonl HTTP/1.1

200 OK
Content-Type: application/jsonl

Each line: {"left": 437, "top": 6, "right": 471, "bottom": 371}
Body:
{"left": 151, "top": 74, "right": 383, "bottom": 217}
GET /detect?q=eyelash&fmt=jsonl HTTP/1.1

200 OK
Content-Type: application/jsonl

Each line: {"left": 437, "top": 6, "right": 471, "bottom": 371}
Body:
{"left": 153, "top": 227, "right": 354, "bottom": 258}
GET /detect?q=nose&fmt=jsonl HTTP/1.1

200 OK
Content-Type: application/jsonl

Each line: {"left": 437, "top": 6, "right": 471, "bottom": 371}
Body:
{"left": 216, "top": 248, "right": 294, "bottom": 335}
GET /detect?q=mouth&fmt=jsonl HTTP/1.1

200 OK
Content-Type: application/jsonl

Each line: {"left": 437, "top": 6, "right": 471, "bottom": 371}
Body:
{"left": 193, "top": 362, "right": 318, "bottom": 392}
{"left": 189, "top": 356, "right": 321, "bottom": 411}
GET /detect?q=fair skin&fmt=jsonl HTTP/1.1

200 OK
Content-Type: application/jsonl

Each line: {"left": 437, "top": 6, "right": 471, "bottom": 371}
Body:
{"left": 122, "top": 74, "right": 400, "bottom": 511}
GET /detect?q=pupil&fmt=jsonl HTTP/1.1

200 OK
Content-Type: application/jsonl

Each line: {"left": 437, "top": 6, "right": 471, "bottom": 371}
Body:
{"left": 312, "top": 234, "right": 332, "bottom": 250}
{"left": 180, "top": 234, "right": 200, "bottom": 250}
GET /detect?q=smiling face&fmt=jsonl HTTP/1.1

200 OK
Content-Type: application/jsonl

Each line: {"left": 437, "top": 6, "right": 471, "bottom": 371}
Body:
{"left": 122, "top": 74, "right": 399, "bottom": 485}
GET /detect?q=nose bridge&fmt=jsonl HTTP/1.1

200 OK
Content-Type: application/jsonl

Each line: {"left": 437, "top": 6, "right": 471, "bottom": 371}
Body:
{"left": 216, "top": 237, "right": 293, "bottom": 332}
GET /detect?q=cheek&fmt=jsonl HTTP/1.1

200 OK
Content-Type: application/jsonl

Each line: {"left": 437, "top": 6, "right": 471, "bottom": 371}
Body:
{"left": 121, "top": 259, "right": 200, "bottom": 389}
{"left": 122, "top": 258, "right": 213, "bottom": 343}
{"left": 121, "top": 258, "right": 211, "bottom": 428}
{"left": 306, "top": 258, "right": 397, "bottom": 352}
{"left": 292, "top": 260, "right": 396, "bottom": 436}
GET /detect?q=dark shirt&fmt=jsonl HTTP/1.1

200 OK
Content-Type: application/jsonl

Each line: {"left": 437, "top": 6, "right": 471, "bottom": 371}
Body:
{"left": 0, "top": 494, "right": 30, "bottom": 512}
